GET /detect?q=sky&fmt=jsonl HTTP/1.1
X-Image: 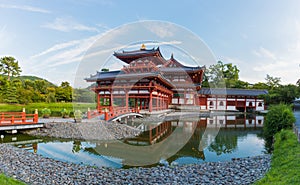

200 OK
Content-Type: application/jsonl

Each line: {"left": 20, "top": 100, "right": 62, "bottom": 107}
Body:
{"left": 1, "top": 0, "right": 300, "bottom": 87}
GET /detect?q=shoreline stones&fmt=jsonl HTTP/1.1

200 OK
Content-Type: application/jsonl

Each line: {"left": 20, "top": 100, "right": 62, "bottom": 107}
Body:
{"left": 0, "top": 144, "right": 270, "bottom": 185}
{"left": 24, "top": 121, "right": 141, "bottom": 140}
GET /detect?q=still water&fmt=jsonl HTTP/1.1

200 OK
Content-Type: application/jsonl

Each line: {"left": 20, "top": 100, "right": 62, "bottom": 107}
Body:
{"left": 1, "top": 114, "right": 266, "bottom": 168}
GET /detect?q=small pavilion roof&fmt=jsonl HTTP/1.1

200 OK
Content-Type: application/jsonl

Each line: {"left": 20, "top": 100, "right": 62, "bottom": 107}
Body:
{"left": 199, "top": 88, "right": 268, "bottom": 96}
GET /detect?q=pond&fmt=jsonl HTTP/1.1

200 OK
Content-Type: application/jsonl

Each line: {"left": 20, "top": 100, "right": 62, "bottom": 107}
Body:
{"left": 0, "top": 114, "right": 267, "bottom": 168}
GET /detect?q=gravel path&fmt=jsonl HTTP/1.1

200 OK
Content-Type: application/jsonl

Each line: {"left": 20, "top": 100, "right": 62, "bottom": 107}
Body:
{"left": 0, "top": 144, "right": 270, "bottom": 185}
{"left": 24, "top": 121, "right": 141, "bottom": 140}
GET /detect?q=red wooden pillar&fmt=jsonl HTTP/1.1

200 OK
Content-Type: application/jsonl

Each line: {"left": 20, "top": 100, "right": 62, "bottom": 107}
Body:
{"left": 135, "top": 98, "right": 138, "bottom": 112}
{"left": 97, "top": 92, "right": 101, "bottom": 113}
{"left": 104, "top": 112, "right": 109, "bottom": 121}
{"left": 33, "top": 109, "right": 38, "bottom": 123}
{"left": 139, "top": 98, "right": 142, "bottom": 110}
{"left": 22, "top": 108, "right": 26, "bottom": 123}
{"left": 125, "top": 89, "right": 129, "bottom": 112}
{"left": 149, "top": 90, "right": 153, "bottom": 112}
{"left": 109, "top": 89, "right": 113, "bottom": 112}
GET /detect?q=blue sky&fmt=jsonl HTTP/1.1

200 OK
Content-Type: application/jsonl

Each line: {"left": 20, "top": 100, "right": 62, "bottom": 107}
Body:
{"left": 1, "top": 0, "right": 300, "bottom": 86}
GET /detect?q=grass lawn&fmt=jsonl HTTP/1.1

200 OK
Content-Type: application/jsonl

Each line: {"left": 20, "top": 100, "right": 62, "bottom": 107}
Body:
{"left": 255, "top": 130, "right": 300, "bottom": 184}
{"left": 0, "top": 174, "right": 26, "bottom": 185}
{"left": 0, "top": 102, "right": 96, "bottom": 117}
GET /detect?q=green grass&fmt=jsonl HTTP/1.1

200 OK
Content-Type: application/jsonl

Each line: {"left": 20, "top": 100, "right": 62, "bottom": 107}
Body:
{"left": 255, "top": 130, "right": 300, "bottom": 184}
{"left": 0, "top": 173, "right": 26, "bottom": 185}
{"left": 0, "top": 102, "right": 96, "bottom": 117}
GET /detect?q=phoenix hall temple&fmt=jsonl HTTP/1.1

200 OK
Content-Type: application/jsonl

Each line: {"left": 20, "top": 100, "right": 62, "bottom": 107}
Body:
{"left": 86, "top": 44, "right": 267, "bottom": 117}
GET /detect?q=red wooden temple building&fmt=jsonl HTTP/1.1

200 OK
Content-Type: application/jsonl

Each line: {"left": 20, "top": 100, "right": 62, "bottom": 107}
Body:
{"left": 86, "top": 44, "right": 267, "bottom": 117}
{"left": 86, "top": 44, "right": 205, "bottom": 114}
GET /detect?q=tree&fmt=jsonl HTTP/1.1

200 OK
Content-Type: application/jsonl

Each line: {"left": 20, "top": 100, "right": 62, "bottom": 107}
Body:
{"left": 265, "top": 74, "right": 281, "bottom": 90}
{"left": 0, "top": 56, "right": 22, "bottom": 81}
{"left": 55, "top": 81, "right": 73, "bottom": 102}
{"left": 205, "top": 61, "right": 241, "bottom": 88}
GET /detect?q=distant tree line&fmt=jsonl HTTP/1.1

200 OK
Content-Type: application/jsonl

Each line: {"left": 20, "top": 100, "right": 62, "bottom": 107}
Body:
{"left": 0, "top": 56, "right": 94, "bottom": 104}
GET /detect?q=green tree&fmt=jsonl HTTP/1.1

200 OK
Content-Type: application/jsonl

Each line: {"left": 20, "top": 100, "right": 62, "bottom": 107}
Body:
{"left": 205, "top": 61, "right": 241, "bottom": 88}
{"left": 55, "top": 81, "right": 73, "bottom": 102}
{"left": 0, "top": 56, "right": 22, "bottom": 81}
{"left": 265, "top": 74, "right": 281, "bottom": 90}
{"left": 263, "top": 104, "right": 295, "bottom": 141}
{"left": 252, "top": 82, "right": 269, "bottom": 90}
{"left": 3, "top": 84, "right": 19, "bottom": 104}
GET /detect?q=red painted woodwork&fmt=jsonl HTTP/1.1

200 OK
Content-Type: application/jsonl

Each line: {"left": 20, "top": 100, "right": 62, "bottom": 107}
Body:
{"left": 0, "top": 112, "right": 38, "bottom": 125}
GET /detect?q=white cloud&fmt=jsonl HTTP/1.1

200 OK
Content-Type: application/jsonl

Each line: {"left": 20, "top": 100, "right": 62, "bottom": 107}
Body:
{"left": 252, "top": 47, "right": 277, "bottom": 60}
{"left": 145, "top": 22, "right": 175, "bottom": 38}
{"left": 0, "top": 4, "right": 50, "bottom": 13}
{"left": 29, "top": 35, "right": 101, "bottom": 69}
{"left": 251, "top": 42, "right": 300, "bottom": 84}
{"left": 42, "top": 17, "right": 99, "bottom": 32}
{"left": 30, "top": 40, "right": 82, "bottom": 59}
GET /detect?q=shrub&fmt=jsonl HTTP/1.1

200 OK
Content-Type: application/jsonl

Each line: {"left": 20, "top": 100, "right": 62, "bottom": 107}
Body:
{"left": 61, "top": 108, "right": 70, "bottom": 118}
{"left": 263, "top": 104, "right": 296, "bottom": 140}
{"left": 41, "top": 108, "right": 51, "bottom": 118}
{"left": 74, "top": 110, "right": 82, "bottom": 123}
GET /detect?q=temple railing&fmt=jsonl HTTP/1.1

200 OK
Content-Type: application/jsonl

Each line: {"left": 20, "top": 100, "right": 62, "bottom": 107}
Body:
{"left": 87, "top": 106, "right": 140, "bottom": 121}
{"left": 0, "top": 111, "right": 38, "bottom": 125}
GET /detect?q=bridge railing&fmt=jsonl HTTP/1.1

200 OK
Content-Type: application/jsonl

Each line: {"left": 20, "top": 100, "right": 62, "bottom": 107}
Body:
{"left": 87, "top": 107, "right": 140, "bottom": 121}
{"left": 0, "top": 111, "right": 38, "bottom": 125}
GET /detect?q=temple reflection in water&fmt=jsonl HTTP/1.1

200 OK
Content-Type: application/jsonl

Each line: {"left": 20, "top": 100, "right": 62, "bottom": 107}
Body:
{"left": 89, "top": 114, "right": 264, "bottom": 166}
{"left": 7, "top": 114, "right": 265, "bottom": 168}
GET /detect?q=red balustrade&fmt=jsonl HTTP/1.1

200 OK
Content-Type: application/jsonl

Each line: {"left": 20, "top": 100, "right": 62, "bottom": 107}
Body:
{"left": 0, "top": 111, "right": 38, "bottom": 125}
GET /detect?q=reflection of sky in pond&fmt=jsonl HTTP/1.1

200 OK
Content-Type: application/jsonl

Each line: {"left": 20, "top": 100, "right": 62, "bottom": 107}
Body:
{"left": 37, "top": 141, "right": 122, "bottom": 168}
{"left": 174, "top": 133, "right": 265, "bottom": 165}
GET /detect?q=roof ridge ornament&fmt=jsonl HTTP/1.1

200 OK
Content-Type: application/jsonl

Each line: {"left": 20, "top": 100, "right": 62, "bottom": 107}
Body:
{"left": 141, "top": 44, "right": 146, "bottom": 50}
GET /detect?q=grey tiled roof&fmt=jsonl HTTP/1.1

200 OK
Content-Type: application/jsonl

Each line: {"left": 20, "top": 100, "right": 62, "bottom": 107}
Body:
{"left": 85, "top": 70, "right": 174, "bottom": 88}
{"left": 160, "top": 66, "right": 204, "bottom": 72}
{"left": 85, "top": 70, "right": 123, "bottom": 81}
{"left": 199, "top": 88, "right": 268, "bottom": 96}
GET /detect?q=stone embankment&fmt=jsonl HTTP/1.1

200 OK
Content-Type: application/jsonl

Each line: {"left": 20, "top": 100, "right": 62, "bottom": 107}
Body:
{"left": 25, "top": 121, "right": 141, "bottom": 140}
{"left": 0, "top": 144, "right": 270, "bottom": 185}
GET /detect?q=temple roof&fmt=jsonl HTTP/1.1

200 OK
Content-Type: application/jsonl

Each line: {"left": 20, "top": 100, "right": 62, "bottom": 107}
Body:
{"left": 160, "top": 66, "right": 205, "bottom": 73}
{"left": 85, "top": 70, "right": 174, "bottom": 88}
{"left": 199, "top": 88, "right": 268, "bottom": 96}
{"left": 113, "top": 47, "right": 165, "bottom": 65}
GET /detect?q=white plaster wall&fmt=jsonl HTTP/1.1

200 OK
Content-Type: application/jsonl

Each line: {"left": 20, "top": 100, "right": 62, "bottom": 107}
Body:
{"left": 256, "top": 100, "right": 264, "bottom": 111}
{"left": 227, "top": 106, "right": 236, "bottom": 111}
